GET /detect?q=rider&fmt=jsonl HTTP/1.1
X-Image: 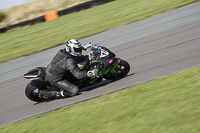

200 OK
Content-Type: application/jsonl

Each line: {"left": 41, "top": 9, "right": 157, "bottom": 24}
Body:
{"left": 45, "top": 39, "right": 97, "bottom": 98}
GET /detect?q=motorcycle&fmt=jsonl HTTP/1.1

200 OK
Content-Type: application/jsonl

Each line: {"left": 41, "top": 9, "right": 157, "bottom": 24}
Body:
{"left": 24, "top": 45, "right": 130, "bottom": 102}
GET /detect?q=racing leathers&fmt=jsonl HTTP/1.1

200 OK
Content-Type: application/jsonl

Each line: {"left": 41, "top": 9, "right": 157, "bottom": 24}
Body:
{"left": 46, "top": 48, "right": 89, "bottom": 97}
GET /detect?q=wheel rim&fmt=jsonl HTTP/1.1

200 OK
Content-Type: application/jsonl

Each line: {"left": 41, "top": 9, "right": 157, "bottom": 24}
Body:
{"left": 32, "top": 88, "right": 39, "bottom": 98}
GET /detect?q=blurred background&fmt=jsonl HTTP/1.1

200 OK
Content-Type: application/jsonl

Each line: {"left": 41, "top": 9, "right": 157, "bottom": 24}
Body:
{"left": 0, "top": 0, "right": 34, "bottom": 9}
{"left": 0, "top": 0, "right": 90, "bottom": 28}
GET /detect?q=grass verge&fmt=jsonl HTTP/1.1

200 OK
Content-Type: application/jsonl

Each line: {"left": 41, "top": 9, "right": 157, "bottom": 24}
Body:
{"left": 1, "top": 66, "right": 200, "bottom": 133}
{"left": 0, "top": 0, "right": 199, "bottom": 63}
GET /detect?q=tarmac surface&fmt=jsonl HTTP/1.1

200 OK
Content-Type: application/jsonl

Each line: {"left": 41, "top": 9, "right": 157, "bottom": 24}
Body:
{"left": 0, "top": 2, "right": 200, "bottom": 126}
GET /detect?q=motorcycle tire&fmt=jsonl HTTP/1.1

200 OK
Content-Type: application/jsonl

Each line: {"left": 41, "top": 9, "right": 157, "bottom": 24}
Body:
{"left": 104, "top": 59, "right": 130, "bottom": 80}
{"left": 25, "top": 82, "right": 53, "bottom": 102}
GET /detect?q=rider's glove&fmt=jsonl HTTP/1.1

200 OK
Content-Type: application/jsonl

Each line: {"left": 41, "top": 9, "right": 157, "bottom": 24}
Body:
{"left": 82, "top": 43, "right": 93, "bottom": 50}
{"left": 87, "top": 69, "right": 98, "bottom": 77}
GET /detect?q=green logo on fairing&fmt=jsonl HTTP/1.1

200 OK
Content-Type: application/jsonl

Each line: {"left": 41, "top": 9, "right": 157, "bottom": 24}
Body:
{"left": 91, "top": 64, "right": 118, "bottom": 79}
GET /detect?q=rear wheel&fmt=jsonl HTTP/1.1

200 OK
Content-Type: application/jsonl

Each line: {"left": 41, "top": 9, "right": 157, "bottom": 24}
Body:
{"left": 104, "top": 60, "right": 130, "bottom": 80}
{"left": 25, "top": 82, "right": 53, "bottom": 102}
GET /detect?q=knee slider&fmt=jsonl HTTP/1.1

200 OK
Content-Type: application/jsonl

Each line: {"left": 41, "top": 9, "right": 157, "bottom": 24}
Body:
{"left": 70, "top": 85, "right": 79, "bottom": 96}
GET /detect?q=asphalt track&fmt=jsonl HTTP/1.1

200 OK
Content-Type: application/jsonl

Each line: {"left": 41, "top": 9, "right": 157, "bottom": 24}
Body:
{"left": 0, "top": 2, "right": 200, "bottom": 126}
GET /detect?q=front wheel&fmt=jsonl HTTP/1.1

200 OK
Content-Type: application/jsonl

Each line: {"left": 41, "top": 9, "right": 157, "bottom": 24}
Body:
{"left": 104, "top": 59, "right": 130, "bottom": 80}
{"left": 25, "top": 82, "right": 53, "bottom": 102}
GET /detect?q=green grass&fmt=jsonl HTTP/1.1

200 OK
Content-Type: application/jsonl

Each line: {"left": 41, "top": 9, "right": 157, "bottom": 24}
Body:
{"left": 0, "top": 0, "right": 199, "bottom": 63}
{"left": 1, "top": 66, "right": 200, "bottom": 133}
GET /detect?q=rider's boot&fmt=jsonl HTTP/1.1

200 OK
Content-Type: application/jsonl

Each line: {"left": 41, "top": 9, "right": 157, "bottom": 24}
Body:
{"left": 59, "top": 90, "right": 72, "bottom": 98}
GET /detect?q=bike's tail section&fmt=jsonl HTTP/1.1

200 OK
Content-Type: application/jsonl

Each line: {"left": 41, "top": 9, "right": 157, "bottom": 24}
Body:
{"left": 24, "top": 67, "right": 46, "bottom": 82}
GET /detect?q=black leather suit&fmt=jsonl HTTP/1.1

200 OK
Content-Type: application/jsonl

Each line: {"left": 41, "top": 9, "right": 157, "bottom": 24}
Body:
{"left": 46, "top": 49, "right": 89, "bottom": 96}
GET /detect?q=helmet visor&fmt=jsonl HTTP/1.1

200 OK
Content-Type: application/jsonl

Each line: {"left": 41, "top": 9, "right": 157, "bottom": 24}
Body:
{"left": 74, "top": 47, "right": 82, "bottom": 52}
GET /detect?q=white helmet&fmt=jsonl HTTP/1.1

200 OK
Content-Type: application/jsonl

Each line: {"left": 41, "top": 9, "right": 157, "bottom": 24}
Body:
{"left": 66, "top": 39, "right": 82, "bottom": 56}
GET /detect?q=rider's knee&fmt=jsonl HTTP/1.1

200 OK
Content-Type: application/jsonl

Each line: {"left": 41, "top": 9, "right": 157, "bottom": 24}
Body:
{"left": 70, "top": 85, "right": 79, "bottom": 96}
